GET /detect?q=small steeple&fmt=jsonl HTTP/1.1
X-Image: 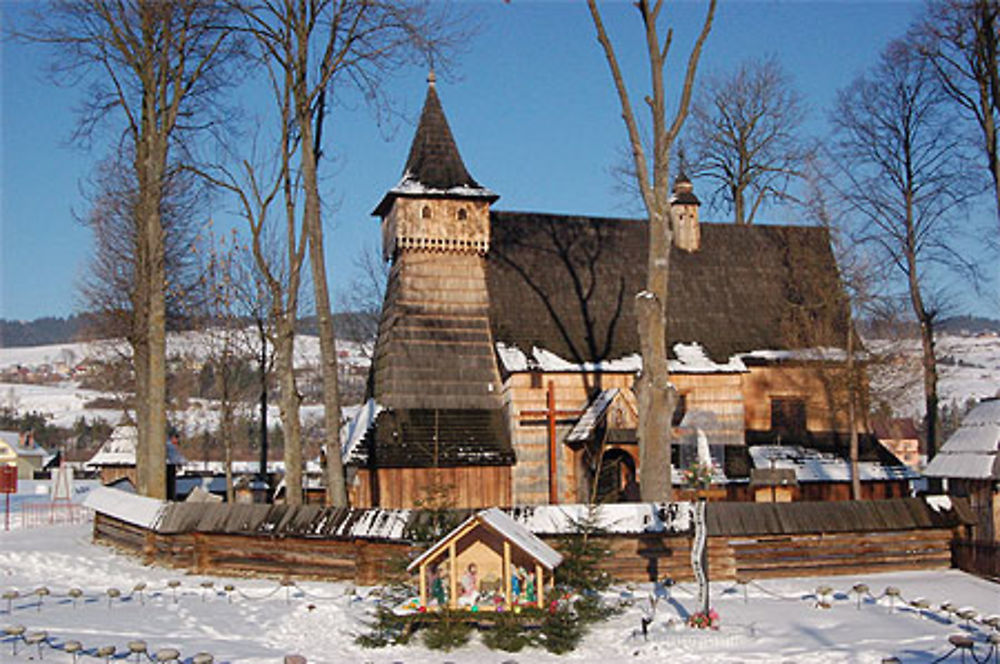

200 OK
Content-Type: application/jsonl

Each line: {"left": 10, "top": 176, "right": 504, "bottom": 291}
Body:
{"left": 671, "top": 168, "right": 701, "bottom": 252}
{"left": 374, "top": 74, "right": 497, "bottom": 218}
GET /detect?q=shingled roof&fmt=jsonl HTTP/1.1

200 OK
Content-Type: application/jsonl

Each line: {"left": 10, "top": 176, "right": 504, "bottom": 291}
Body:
{"left": 487, "top": 212, "right": 850, "bottom": 365}
{"left": 373, "top": 76, "right": 497, "bottom": 217}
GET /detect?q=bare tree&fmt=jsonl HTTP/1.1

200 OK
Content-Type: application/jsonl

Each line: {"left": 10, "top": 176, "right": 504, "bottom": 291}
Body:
{"left": 688, "top": 55, "right": 813, "bottom": 225}
{"left": 20, "top": 1, "right": 236, "bottom": 499}
{"left": 912, "top": 0, "right": 1000, "bottom": 225}
{"left": 831, "top": 41, "right": 982, "bottom": 464}
{"left": 235, "top": 0, "right": 465, "bottom": 506}
{"left": 586, "top": 0, "right": 716, "bottom": 501}
{"left": 196, "top": 227, "right": 259, "bottom": 501}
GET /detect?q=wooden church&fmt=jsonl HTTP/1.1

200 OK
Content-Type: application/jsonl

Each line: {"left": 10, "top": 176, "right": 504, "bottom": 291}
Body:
{"left": 343, "top": 76, "right": 912, "bottom": 509}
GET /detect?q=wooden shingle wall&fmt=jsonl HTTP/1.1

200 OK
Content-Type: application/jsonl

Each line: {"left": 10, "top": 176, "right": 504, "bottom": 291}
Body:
{"left": 742, "top": 363, "right": 866, "bottom": 433}
{"left": 372, "top": 250, "right": 503, "bottom": 411}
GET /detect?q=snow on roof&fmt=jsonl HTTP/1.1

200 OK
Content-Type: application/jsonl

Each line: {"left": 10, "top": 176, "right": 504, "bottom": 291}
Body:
{"left": 340, "top": 398, "right": 382, "bottom": 463}
{"left": 86, "top": 426, "right": 186, "bottom": 468}
{"left": 387, "top": 173, "right": 498, "bottom": 201}
{"left": 566, "top": 388, "right": 619, "bottom": 443}
{"left": 671, "top": 343, "right": 747, "bottom": 373}
{"left": 334, "top": 508, "right": 412, "bottom": 540}
{"left": 505, "top": 502, "right": 693, "bottom": 536}
{"left": 925, "top": 399, "right": 1000, "bottom": 479}
{"left": 496, "top": 342, "right": 745, "bottom": 375}
{"left": 739, "top": 347, "right": 865, "bottom": 363}
{"left": 408, "top": 507, "right": 563, "bottom": 572}
{"left": 750, "top": 445, "right": 920, "bottom": 482}
{"left": 83, "top": 485, "right": 166, "bottom": 529}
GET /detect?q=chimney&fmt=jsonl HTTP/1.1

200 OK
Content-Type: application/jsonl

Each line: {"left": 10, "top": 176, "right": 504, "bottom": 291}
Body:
{"left": 671, "top": 170, "right": 701, "bottom": 252}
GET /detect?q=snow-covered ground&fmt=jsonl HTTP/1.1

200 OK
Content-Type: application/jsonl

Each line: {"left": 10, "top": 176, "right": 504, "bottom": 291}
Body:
{"left": 0, "top": 522, "right": 997, "bottom": 663}
{"left": 869, "top": 334, "right": 1000, "bottom": 417}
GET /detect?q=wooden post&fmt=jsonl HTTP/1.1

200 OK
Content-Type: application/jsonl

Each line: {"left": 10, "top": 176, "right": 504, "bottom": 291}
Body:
{"left": 536, "top": 563, "right": 544, "bottom": 608}
{"left": 547, "top": 381, "right": 557, "bottom": 504}
{"left": 503, "top": 541, "right": 512, "bottom": 607}
{"left": 448, "top": 541, "right": 458, "bottom": 610}
{"left": 419, "top": 562, "right": 427, "bottom": 609}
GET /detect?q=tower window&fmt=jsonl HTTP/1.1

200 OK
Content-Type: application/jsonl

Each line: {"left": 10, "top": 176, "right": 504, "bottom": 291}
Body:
{"left": 457, "top": 208, "right": 468, "bottom": 220}
{"left": 421, "top": 206, "right": 432, "bottom": 219}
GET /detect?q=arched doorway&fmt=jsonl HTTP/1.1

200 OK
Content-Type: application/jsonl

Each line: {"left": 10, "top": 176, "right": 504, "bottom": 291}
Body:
{"left": 595, "top": 448, "right": 637, "bottom": 502}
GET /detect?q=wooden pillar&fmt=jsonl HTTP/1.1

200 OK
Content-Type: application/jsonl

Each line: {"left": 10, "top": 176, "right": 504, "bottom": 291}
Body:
{"left": 419, "top": 562, "right": 427, "bottom": 609}
{"left": 536, "top": 563, "right": 544, "bottom": 608}
{"left": 503, "top": 541, "right": 512, "bottom": 607}
{"left": 547, "top": 381, "right": 558, "bottom": 504}
{"left": 448, "top": 541, "right": 458, "bottom": 610}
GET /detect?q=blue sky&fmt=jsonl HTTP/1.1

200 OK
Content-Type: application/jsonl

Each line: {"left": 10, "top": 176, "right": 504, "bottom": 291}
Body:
{"left": 2, "top": 1, "right": 996, "bottom": 322}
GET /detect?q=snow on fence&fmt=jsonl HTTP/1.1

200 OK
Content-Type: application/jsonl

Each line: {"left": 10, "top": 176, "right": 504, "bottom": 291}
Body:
{"left": 85, "top": 489, "right": 976, "bottom": 585}
{"left": 19, "top": 502, "right": 92, "bottom": 529}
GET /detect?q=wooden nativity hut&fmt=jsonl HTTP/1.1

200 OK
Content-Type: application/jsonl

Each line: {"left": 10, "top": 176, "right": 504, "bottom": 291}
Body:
{"left": 343, "top": 76, "right": 910, "bottom": 509}
{"left": 406, "top": 507, "right": 562, "bottom": 611}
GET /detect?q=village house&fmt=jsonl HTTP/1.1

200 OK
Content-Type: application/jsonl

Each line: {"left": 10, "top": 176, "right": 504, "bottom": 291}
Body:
{"left": 0, "top": 430, "right": 53, "bottom": 480}
{"left": 924, "top": 397, "right": 1000, "bottom": 542}
{"left": 86, "top": 425, "right": 185, "bottom": 497}
{"left": 343, "top": 76, "right": 912, "bottom": 509}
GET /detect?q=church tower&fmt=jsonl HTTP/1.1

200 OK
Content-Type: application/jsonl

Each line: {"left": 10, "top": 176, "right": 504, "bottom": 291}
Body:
{"left": 363, "top": 74, "right": 513, "bottom": 507}
{"left": 671, "top": 169, "right": 701, "bottom": 252}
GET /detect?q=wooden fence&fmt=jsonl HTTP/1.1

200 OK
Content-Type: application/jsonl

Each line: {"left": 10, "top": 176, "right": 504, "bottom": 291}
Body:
{"left": 952, "top": 539, "right": 1000, "bottom": 580}
{"left": 92, "top": 501, "right": 964, "bottom": 586}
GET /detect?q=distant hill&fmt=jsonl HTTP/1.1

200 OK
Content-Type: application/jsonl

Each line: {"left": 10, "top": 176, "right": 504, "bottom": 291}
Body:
{"left": 0, "top": 315, "right": 94, "bottom": 348}
{"left": 937, "top": 315, "right": 1000, "bottom": 335}
{"left": 0, "top": 311, "right": 378, "bottom": 348}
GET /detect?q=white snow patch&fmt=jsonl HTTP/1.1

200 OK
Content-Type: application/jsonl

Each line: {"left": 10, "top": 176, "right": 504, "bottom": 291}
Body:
{"left": 340, "top": 399, "right": 383, "bottom": 463}
{"left": 749, "top": 445, "right": 920, "bottom": 482}
{"left": 925, "top": 495, "right": 952, "bottom": 513}
{"left": 83, "top": 486, "right": 165, "bottom": 529}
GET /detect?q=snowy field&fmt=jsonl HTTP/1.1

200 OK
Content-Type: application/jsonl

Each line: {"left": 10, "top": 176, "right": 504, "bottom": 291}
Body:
{"left": 0, "top": 523, "right": 998, "bottom": 664}
{"left": 1, "top": 333, "right": 998, "bottom": 432}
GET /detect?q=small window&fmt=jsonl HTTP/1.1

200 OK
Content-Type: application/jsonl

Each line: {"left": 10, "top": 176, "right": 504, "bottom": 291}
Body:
{"left": 421, "top": 206, "right": 432, "bottom": 219}
{"left": 457, "top": 208, "right": 468, "bottom": 220}
{"left": 671, "top": 393, "right": 687, "bottom": 427}
{"left": 530, "top": 372, "right": 543, "bottom": 389}
{"left": 771, "top": 398, "right": 806, "bottom": 436}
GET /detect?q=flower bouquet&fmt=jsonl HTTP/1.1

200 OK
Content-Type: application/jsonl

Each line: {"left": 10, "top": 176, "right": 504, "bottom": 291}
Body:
{"left": 687, "top": 608, "right": 720, "bottom": 630}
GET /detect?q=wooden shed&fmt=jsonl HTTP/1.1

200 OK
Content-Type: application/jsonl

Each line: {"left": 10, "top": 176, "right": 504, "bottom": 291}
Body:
{"left": 406, "top": 507, "right": 562, "bottom": 612}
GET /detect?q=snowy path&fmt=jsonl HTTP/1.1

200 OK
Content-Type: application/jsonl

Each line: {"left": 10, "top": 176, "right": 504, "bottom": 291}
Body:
{"left": 0, "top": 524, "right": 998, "bottom": 663}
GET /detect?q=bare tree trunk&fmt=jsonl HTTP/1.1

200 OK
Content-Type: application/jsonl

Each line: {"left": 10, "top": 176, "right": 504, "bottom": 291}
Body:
{"left": 146, "top": 184, "right": 168, "bottom": 499}
{"left": 299, "top": 94, "right": 347, "bottom": 507}
{"left": 275, "top": 323, "right": 303, "bottom": 505}
{"left": 847, "top": 310, "right": 861, "bottom": 500}
{"left": 587, "top": 0, "right": 715, "bottom": 501}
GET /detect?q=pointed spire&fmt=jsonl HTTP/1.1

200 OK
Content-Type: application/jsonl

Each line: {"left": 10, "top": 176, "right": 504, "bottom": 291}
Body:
{"left": 374, "top": 75, "right": 497, "bottom": 217}
{"left": 402, "top": 76, "right": 479, "bottom": 191}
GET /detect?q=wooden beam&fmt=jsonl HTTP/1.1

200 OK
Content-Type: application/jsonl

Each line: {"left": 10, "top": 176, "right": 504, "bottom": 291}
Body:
{"left": 448, "top": 541, "right": 457, "bottom": 610}
{"left": 548, "top": 382, "right": 557, "bottom": 504}
{"left": 536, "top": 562, "right": 544, "bottom": 608}
{"left": 503, "top": 541, "right": 512, "bottom": 608}
{"left": 419, "top": 562, "right": 427, "bottom": 609}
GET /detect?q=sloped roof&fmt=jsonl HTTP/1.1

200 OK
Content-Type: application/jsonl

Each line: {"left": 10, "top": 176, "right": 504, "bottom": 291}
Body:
{"left": 749, "top": 444, "right": 920, "bottom": 482}
{"left": 86, "top": 426, "right": 186, "bottom": 467}
{"left": 487, "top": 212, "right": 851, "bottom": 364}
{"left": 0, "top": 431, "right": 50, "bottom": 459}
{"left": 924, "top": 398, "right": 1000, "bottom": 479}
{"left": 407, "top": 507, "right": 563, "bottom": 573}
{"left": 357, "top": 408, "right": 513, "bottom": 468}
{"left": 373, "top": 79, "right": 497, "bottom": 217}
